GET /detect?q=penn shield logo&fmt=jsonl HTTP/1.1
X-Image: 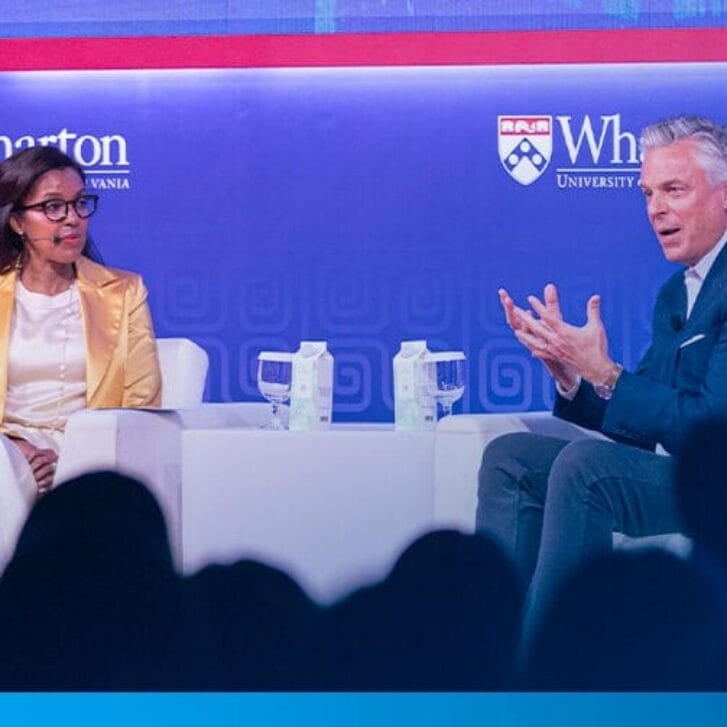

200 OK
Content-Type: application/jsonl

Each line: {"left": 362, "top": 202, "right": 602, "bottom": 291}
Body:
{"left": 498, "top": 116, "right": 552, "bottom": 186}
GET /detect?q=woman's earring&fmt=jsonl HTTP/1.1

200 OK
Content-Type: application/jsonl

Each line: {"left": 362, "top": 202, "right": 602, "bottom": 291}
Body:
{"left": 15, "top": 231, "right": 25, "bottom": 269}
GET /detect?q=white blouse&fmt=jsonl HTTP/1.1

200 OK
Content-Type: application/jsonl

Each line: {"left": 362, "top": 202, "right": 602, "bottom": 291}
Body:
{"left": 3, "top": 280, "right": 86, "bottom": 454}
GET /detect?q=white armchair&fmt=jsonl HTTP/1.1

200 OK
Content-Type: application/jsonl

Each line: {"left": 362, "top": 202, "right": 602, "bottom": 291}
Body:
{"left": 156, "top": 337, "right": 209, "bottom": 409}
{"left": 54, "top": 338, "right": 272, "bottom": 568}
{"left": 433, "top": 412, "right": 691, "bottom": 557}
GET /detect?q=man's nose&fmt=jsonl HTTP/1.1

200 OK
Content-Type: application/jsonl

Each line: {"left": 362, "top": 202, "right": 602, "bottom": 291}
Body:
{"left": 648, "top": 192, "right": 668, "bottom": 217}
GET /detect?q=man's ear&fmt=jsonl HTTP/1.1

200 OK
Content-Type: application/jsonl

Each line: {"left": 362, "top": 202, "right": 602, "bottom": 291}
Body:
{"left": 720, "top": 181, "right": 727, "bottom": 209}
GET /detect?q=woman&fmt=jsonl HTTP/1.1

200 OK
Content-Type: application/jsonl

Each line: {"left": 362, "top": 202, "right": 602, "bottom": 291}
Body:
{"left": 0, "top": 145, "right": 161, "bottom": 561}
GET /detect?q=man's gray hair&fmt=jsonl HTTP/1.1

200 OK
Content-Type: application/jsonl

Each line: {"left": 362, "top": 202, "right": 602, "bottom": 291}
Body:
{"left": 641, "top": 115, "right": 727, "bottom": 185}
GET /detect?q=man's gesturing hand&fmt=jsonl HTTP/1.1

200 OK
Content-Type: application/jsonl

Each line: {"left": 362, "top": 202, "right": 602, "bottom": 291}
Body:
{"left": 498, "top": 283, "right": 617, "bottom": 388}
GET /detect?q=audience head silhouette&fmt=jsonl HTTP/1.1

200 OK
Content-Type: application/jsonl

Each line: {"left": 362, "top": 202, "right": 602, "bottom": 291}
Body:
{"left": 184, "top": 558, "right": 321, "bottom": 689}
{"left": 526, "top": 549, "right": 727, "bottom": 690}
{"left": 0, "top": 471, "right": 180, "bottom": 690}
{"left": 676, "top": 416, "right": 727, "bottom": 570}
{"left": 325, "top": 529, "right": 522, "bottom": 690}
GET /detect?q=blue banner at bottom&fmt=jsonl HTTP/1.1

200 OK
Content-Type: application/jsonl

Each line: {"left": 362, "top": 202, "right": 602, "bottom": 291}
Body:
{"left": 2, "top": 693, "right": 726, "bottom": 726}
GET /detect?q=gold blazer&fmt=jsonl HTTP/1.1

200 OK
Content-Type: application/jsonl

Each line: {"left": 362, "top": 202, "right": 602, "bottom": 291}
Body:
{"left": 0, "top": 256, "right": 161, "bottom": 425}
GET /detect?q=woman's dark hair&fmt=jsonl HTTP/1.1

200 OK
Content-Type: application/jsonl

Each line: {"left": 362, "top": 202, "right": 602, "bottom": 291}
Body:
{"left": 0, "top": 145, "right": 102, "bottom": 273}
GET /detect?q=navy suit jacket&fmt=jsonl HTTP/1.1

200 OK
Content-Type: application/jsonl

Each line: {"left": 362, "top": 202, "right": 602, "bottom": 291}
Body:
{"left": 554, "top": 241, "right": 727, "bottom": 455}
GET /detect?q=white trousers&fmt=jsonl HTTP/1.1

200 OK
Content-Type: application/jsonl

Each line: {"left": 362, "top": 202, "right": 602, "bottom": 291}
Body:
{"left": 0, "top": 435, "right": 38, "bottom": 571}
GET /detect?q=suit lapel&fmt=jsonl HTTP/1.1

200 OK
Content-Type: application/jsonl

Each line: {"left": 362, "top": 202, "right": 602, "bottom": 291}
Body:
{"left": 666, "top": 271, "right": 687, "bottom": 330}
{"left": 0, "top": 269, "right": 16, "bottom": 419}
{"left": 75, "top": 257, "right": 122, "bottom": 405}
{"left": 683, "top": 241, "right": 727, "bottom": 334}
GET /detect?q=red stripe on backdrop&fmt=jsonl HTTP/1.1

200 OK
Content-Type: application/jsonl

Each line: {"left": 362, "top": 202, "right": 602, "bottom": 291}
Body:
{"left": 0, "top": 28, "right": 726, "bottom": 71}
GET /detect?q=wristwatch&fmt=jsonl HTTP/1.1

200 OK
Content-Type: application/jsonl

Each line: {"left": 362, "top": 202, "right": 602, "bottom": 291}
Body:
{"left": 594, "top": 363, "right": 623, "bottom": 401}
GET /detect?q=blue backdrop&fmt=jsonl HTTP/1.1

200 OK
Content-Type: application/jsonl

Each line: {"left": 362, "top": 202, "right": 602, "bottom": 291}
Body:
{"left": 1, "top": 62, "right": 723, "bottom": 420}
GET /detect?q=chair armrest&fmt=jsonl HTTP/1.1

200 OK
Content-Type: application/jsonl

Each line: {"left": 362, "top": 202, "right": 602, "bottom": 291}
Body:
{"left": 157, "top": 338, "right": 209, "bottom": 409}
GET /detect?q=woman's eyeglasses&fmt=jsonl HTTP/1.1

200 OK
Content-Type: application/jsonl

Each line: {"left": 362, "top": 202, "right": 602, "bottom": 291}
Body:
{"left": 15, "top": 194, "right": 99, "bottom": 222}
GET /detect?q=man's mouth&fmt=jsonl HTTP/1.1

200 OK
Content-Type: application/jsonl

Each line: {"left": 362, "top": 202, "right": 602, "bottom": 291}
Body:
{"left": 658, "top": 227, "right": 681, "bottom": 237}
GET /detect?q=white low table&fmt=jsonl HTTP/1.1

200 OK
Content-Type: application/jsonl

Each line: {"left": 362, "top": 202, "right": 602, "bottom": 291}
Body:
{"left": 181, "top": 424, "right": 436, "bottom": 603}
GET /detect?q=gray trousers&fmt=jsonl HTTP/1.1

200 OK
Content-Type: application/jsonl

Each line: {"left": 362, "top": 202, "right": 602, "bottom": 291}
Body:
{"left": 476, "top": 432, "right": 682, "bottom": 633}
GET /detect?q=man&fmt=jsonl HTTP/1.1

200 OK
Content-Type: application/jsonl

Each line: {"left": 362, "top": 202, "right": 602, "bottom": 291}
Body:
{"left": 476, "top": 115, "right": 727, "bottom": 633}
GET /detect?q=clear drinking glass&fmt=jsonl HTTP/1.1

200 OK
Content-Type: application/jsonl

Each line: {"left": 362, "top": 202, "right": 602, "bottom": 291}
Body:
{"left": 257, "top": 351, "right": 294, "bottom": 430}
{"left": 426, "top": 351, "right": 466, "bottom": 419}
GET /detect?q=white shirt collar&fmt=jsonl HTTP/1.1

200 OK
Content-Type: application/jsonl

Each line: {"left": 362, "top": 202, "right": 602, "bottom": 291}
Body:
{"left": 687, "top": 227, "right": 727, "bottom": 282}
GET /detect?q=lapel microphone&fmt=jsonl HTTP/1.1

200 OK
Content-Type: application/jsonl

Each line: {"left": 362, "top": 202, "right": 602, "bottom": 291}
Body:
{"left": 670, "top": 313, "right": 685, "bottom": 333}
{"left": 22, "top": 233, "right": 62, "bottom": 245}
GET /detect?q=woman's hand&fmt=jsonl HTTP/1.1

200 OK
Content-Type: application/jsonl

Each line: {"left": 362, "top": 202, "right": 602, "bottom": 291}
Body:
{"left": 10, "top": 438, "right": 58, "bottom": 496}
